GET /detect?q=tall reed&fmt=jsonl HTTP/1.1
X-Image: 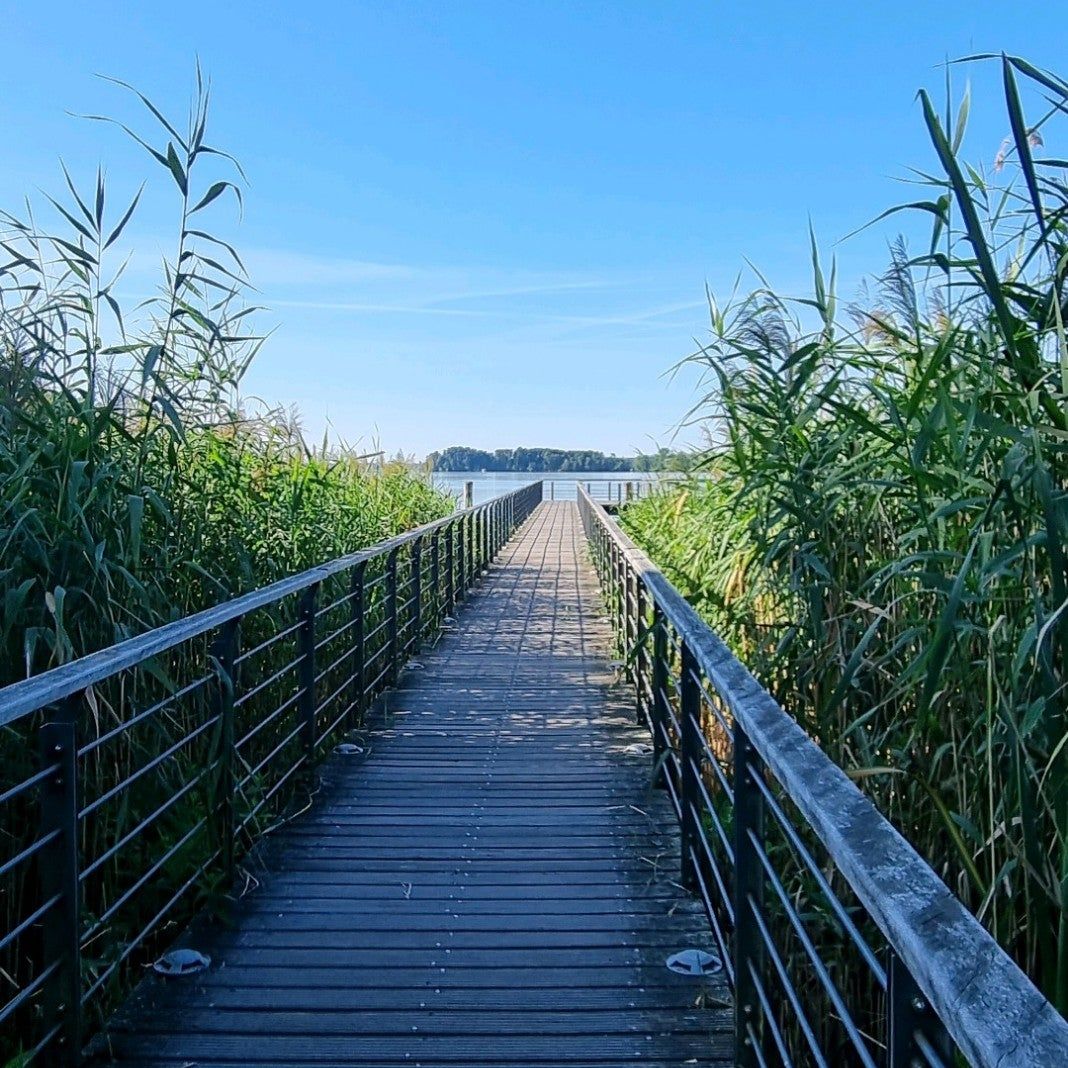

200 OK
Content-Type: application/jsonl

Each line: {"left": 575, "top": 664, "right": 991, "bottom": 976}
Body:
{"left": 623, "top": 54, "right": 1068, "bottom": 1011}
{"left": 0, "top": 74, "right": 449, "bottom": 1061}
{"left": 0, "top": 70, "right": 448, "bottom": 686}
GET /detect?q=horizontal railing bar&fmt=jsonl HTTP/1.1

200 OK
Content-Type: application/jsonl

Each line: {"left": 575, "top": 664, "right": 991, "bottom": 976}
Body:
{"left": 313, "top": 614, "right": 361, "bottom": 653}
{"left": 694, "top": 669, "right": 734, "bottom": 735}
{"left": 690, "top": 763, "right": 734, "bottom": 863}
{"left": 690, "top": 806, "right": 735, "bottom": 919}
{"left": 748, "top": 892, "right": 831, "bottom": 1068}
{"left": 234, "top": 619, "right": 303, "bottom": 665}
{"left": 319, "top": 696, "right": 358, "bottom": 744}
{"left": 234, "top": 720, "right": 305, "bottom": 794}
{"left": 314, "top": 587, "right": 359, "bottom": 618}
{"left": 78, "top": 672, "right": 214, "bottom": 757}
{"left": 578, "top": 485, "right": 1068, "bottom": 1067}
{"left": 748, "top": 957, "right": 795, "bottom": 1068}
{"left": 695, "top": 734, "right": 733, "bottom": 800}
{"left": 314, "top": 669, "right": 359, "bottom": 719}
{"left": 365, "top": 661, "right": 391, "bottom": 695}
{"left": 748, "top": 827, "right": 878, "bottom": 1068}
{"left": 78, "top": 713, "right": 221, "bottom": 819}
{"left": 364, "top": 639, "right": 392, "bottom": 668}
{"left": 0, "top": 762, "right": 59, "bottom": 807}
{"left": 689, "top": 846, "right": 736, "bottom": 989}
{"left": 83, "top": 815, "right": 211, "bottom": 938}
{"left": 21, "top": 1022, "right": 63, "bottom": 1068}
{"left": 749, "top": 764, "right": 885, "bottom": 986}
{"left": 83, "top": 844, "right": 221, "bottom": 1005}
{"left": 915, "top": 1031, "right": 952, "bottom": 1068}
{"left": 661, "top": 751, "right": 682, "bottom": 821}
{"left": 313, "top": 646, "right": 357, "bottom": 687}
{"left": 235, "top": 654, "right": 302, "bottom": 707}
{"left": 0, "top": 488, "right": 528, "bottom": 727}
{"left": 81, "top": 762, "right": 215, "bottom": 881}
{"left": 0, "top": 958, "right": 60, "bottom": 1027}
{"left": 235, "top": 688, "right": 302, "bottom": 751}
{"left": 236, "top": 752, "right": 308, "bottom": 832}
{"left": 0, "top": 828, "right": 59, "bottom": 881}
{"left": 0, "top": 893, "right": 61, "bottom": 955}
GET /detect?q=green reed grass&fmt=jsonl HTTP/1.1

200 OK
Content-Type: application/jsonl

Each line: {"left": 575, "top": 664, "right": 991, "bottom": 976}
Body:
{"left": 624, "top": 54, "right": 1068, "bottom": 1013}
{"left": 0, "top": 74, "right": 449, "bottom": 1061}
{"left": 0, "top": 69, "right": 449, "bottom": 684}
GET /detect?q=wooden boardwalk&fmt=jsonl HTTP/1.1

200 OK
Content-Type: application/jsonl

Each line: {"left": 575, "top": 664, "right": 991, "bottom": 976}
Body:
{"left": 94, "top": 502, "right": 732, "bottom": 1067}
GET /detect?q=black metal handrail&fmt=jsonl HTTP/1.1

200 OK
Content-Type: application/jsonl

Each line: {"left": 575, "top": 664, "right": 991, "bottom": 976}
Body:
{"left": 577, "top": 484, "right": 1068, "bottom": 1068}
{"left": 0, "top": 481, "right": 542, "bottom": 1065}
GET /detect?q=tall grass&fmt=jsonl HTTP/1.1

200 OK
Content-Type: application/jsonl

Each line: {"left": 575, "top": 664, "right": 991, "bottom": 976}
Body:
{"left": 0, "top": 71, "right": 448, "bottom": 685}
{"left": 623, "top": 54, "right": 1068, "bottom": 1012}
{"left": 0, "top": 74, "right": 449, "bottom": 1059}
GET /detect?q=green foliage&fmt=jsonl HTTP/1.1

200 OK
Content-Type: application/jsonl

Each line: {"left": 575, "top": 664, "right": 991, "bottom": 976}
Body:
{"left": 0, "top": 72, "right": 448, "bottom": 684}
{"left": 623, "top": 55, "right": 1068, "bottom": 1012}
{"left": 429, "top": 444, "right": 691, "bottom": 472}
{"left": 0, "top": 74, "right": 449, "bottom": 1060}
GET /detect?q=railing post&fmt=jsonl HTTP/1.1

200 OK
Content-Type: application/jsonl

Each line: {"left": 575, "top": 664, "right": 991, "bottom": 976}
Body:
{"left": 471, "top": 511, "right": 478, "bottom": 578}
{"left": 211, "top": 617, "right": 240, "bottom": 888}
{"left": 733, "top": 720, "right": 766, "bottom": 1067}
{"left": 298, "top": 584, "right": 319, "bottom": 762}
{"left": 445, "top": 522, "right": 455, "bottom": 614}
{"left": 679, "top": 642, "right": 702, "bottom": 890}
{"left": 613, "top": 541, "right": 624, "bottom": 635}
{"left": 430, "top": 530, "right": 441, "bottom": 633}
{"left": 39, "top": 694, "right": 81, "bottom": 1065}
{"left": 634, "top": 578, "right": 646, "bottom": 726}
{"left": 888, "top": 951, "right": 952, "bottom": 1068}
{"left": 350, "top": 561, "right": 366, "bottom": 727}
{"left": 386, "top": 547, "right": 399, "bottom": 684}
{"left": 411, "top": 536, "right": 423, "bottom": 653}
{"left": 457, "top": 516, "right": 467, "bottom": 601}
{"left": 626, "top": 565, "right": 638, "bottom": 685}
{"left": 651, "top": 605, "right": 669, "bottom": 786}
{"left": 473, "top": 511, "right": 481, "bottom": 579}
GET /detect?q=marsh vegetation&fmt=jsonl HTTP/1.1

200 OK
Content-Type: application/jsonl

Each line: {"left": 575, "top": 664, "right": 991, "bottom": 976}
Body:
{"left": 0, "top": 75, "right": 448, "bottom": 1059}
{"left": 623, "top": 55, "right": 1068, "bottom": 1011}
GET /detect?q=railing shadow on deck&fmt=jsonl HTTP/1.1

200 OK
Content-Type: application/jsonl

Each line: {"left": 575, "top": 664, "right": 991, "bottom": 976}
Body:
{"left": 0, "top": 482, "right": 543, "bottom": 1066}
{"left": 577, "top": 484, "right": 1068, "bottom": 1068}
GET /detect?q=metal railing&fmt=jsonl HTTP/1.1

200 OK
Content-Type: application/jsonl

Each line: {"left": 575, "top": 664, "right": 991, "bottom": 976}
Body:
{"left": 544, "top": 476, "right": 677, "bottom": 503}
{"left": 0, "top": 482, "right": 542, "bottom": 1065}
{"left": 578, "top": 485, "right": 1068, "bottom": 1068}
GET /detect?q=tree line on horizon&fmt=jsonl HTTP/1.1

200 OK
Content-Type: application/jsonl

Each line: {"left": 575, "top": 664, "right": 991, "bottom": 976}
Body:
{"left": 427, "top": 445, "right": 691, "bottom": 473}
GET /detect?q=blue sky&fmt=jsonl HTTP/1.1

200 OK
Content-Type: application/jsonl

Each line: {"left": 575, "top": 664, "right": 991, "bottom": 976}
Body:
{"left": 2, "top": 2, "right": 1065, "bottom": 459}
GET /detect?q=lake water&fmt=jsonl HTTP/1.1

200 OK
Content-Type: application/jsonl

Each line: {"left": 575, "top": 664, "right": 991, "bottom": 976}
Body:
{"left": 432, "top": 471, "right": 667, "bottom": 506}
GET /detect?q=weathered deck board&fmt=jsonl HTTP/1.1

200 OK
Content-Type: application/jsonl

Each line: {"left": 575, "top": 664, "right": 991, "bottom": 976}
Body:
{"left": 92, "top": 502, "right": 732, "bottom": 1066}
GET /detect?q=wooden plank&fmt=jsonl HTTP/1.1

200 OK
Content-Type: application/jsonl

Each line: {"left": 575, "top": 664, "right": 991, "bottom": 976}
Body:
{"left": 90, "top": 503, "right": 732, "bottom": 1067}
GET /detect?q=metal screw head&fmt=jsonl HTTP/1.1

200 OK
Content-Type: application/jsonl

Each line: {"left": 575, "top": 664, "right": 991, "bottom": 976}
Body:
{"left": 53, "top": 744, "right": 64, "bottom": 754}
{"left": 911, "top": 996, "right": 926, "bottom": 1012}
